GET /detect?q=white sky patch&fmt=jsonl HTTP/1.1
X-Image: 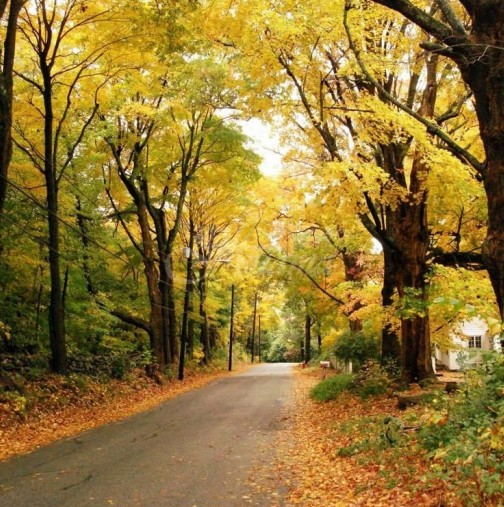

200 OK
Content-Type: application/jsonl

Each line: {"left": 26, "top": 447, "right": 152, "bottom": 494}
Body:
{"left": 371, "top": 237, "right": 383, "bottom": 254}
{"left": 240, "top": 118, "right": 284, "bottom": 177}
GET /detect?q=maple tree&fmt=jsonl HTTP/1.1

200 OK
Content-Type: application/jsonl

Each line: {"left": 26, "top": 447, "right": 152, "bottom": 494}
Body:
{"left": 202, "top": 0, "right": 497, "bottom": 382}
{"left": 177, "top": 131, "right": 260, "bottom": 371}
{"left": 11, "top": 0, "right": 130, "bottom": 372}
{"left": 366, "top": 0, "right": 504, "bottom": 322}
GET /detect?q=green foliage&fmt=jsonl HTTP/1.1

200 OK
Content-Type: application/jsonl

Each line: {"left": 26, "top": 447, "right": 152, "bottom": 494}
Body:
{"left": 310, "top": 373, "right": 354, "bottom": 402}
{"left": 353, "top": 361, "right": 391, "bottom": 399}
{"left": 336, "top": 416, "right": 394, "bottom": 457}
{"left": 110, "top": 355, "right": 129, "bottom": 379}
{"left": 333, "top": 331, "right": 379, "bottom": 370}
{"left": 397, "top": 287, "right": 428, "bottom": 319}
{"left": 267, "top": 336, "right": 288, "bottom": 362}
{"left": 418, "top": 354, "right": 504, "bottom": 505}
{"left": 311, "top": 362, "right": 395, "bottom": 402}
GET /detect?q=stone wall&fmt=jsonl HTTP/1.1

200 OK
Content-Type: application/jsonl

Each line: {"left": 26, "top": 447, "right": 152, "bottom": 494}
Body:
{"left": 0, "top": 352, "right": 144, "bottom": 378}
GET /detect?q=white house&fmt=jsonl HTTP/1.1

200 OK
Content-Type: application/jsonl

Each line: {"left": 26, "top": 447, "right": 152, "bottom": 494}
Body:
{"left": 435, "top": 317, "right": 502, "bottom": 371}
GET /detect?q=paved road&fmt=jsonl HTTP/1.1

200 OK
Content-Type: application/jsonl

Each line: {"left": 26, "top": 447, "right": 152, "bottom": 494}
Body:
{"left": 0, "top": 363, "right": 294, "bottom": 507}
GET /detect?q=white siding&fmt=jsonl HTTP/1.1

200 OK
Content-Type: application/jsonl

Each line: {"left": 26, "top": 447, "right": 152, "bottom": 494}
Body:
{"left": 437, "top": 318, "right": 496, "bottom": 371}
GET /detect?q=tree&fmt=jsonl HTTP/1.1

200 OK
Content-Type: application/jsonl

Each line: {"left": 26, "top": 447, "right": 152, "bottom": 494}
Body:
{"left": 14, "top": 0, "right": 124, "bottom": 373}
{"left": 0, "top": 0, "right": 25, "bottom": 226}
{"left": 205, "top": 0, "right": 486, "bottom": 380}
{"left": 367, "top": 0, "right": 504, "bottom": 320}
{"left": 181, "top": 145, "right": 260, "bottom": 364}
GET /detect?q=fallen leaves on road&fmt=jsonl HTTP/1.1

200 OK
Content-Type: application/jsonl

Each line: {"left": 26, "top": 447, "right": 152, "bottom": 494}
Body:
{"left": 0, "top": 367, "right": 233, "bottom": 461}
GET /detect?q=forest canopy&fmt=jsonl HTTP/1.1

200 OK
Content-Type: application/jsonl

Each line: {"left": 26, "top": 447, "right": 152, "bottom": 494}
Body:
{"left": 0, "top": 0, "right": 501, "bottom": 383}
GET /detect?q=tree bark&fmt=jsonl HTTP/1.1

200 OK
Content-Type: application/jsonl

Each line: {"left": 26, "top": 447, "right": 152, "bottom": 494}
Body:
{"left": 198, "top": 263, "right": 210, "bottom": 363}
{"left": 179, "top": 223, "right": 194, "bottom": 380}
{"left": 381, "top": 245, "right": 401, "bottom": 362}
{"left": 75, "top": 197, "right": 97, "bottom": 296}
{"left": 42, "top": 58, "right": 67, "bottom": 374}
{"left": 136, "top": 203, "right": 165, "bottom": 368}
{"left": 250, "top": 293, "right": 258, "bottom": 362}
{"left": 393, "top": 185, "right": 433, "bottom": 381}
{"left": 304, "top": 314, "right": 312, "bottom": 363}
{"left": 394, "top": 53, "right": 438, "bottom": 382}
{"left": 0, "top": 1, "right": 24, "bottom": 224}
{"left": 462, "top": 13, "right": 504, "bottom": 318}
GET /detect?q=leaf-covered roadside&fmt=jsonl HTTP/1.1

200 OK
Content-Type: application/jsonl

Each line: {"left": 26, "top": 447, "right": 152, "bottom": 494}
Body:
{"left": 272, "top": 367, "right": 457, "bottom": 507}
{"left": 0, "top": 367, "right": 232, "bottom": 461}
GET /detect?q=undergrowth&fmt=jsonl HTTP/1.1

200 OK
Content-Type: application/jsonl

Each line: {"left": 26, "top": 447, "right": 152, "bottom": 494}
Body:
{"left": 310, "top": 361, "right": 392, "bottom": 402}
{"left": 312, "top": 355, "right": 504, "bottom": 506}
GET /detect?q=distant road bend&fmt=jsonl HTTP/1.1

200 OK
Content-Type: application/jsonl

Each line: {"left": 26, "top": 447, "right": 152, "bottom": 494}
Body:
{"left": 0, "top": 363, "right": 294, "bottom": 507}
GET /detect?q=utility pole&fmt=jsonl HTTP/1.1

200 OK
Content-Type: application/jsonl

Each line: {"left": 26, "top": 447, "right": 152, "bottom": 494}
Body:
{"left": 228, "top": 284, "right": 235, "bottom": 371}
{"left": 178, "top": 226, "right": 194, "bottom": 381}
{"left": 258, "top": 314, "right": 261, "bottom": 362}
{"left": 251, "top": 292, "right": 258, "bottom": 363}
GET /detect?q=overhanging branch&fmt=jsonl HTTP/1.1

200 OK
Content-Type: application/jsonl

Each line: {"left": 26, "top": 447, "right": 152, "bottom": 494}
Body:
{"left": 255, "top": 222, "right": 344, "bottom": 305}
{"left": 344, "top": 2, "right": 486, "bottom": 178}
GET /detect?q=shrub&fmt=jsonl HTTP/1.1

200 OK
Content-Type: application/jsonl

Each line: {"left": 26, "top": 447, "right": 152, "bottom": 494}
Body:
{"left": 418, "top": 353, "right": 504, "bottom": 506}
{"left": 353, "top": 361, "right": 391, "bottom": 399}
{"left": 310, "top": 362, "right": 395, "bottom": 403}
{"left": 333, "top": 331, "right": 379, "bottom": 370}
{"left": 310, "top": 373, "right": 354, "bottom": 402}
{"left": 110, "top": 355, "right": 130, "bottom": 379}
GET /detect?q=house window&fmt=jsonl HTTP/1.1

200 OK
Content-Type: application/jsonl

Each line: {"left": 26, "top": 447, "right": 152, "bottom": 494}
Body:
{"left": 468, "top": 335, "right": 482, "bottom": 349}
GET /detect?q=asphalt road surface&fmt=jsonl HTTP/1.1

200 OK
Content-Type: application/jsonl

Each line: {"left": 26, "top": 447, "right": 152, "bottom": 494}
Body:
{"left": 0, "top": 363, "right": 294, "bottom": 507}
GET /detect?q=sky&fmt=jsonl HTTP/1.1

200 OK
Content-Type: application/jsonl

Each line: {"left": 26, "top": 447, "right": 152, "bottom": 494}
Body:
{"left": 241, "top": 118, "right": 284, "bottom": 176}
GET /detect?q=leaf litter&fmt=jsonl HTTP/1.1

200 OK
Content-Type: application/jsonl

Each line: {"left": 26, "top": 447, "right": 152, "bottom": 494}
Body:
{"left": 249, "top": 366, "right": 458, "bottom": 507}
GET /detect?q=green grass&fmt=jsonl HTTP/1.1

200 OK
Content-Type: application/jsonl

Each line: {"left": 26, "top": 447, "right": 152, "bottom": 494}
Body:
{"left": 310, "top": 373, "right": 354, "bottom": 402}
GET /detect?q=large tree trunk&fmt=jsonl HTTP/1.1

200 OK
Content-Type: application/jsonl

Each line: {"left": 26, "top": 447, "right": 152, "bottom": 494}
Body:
{"left": 158, "top": 253, "right": 174, "bottom": 365}
{"left": 390, "top": 55, "right": 437, "bottom": 383}
{"left": 0, "top": 1, "right": 24, "bottom": 222}
{"left": 381, "top": 244, "right": 401, "bottom": 362}
{"left": 393, "top": 193, "right": 433, "bottom": 382}
{"left": 137, "top": 204, "right": 165, "bottom": 369}
{"left": 460, "top": 9, "right": 504, "bottom": 318}
{"left": 46, "top": 175, "right": 67, "bottom": 373}
{"left": 42, "top": 66, "right": 67, "bottom": 374}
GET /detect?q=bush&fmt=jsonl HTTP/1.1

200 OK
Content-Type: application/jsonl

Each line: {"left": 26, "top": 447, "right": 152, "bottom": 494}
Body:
{"left": 418, "top": 353, "right": 504, "bottom": 506}
{"left": 333, "top": 331, "right": 379, "bottom": 370}
{"left": 353, "top": 361, "right": 391, "bottom": 399}
{"left": 310, "top": 361, "right": 396, "bottom": 403}
{"left": 310, "top": 373, "right": 354, "bottom": 402}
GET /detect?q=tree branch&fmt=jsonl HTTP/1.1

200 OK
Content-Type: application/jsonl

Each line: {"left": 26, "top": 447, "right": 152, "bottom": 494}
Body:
{"left": 344, "top": 2, "right": 486, "bottom": 177}
{"left": 255, "top": 221, "right": 344, "bottom": 305}
{"left": 429, "top": 250, "right": 485, "bottom": 270}
{"left": 108, "top": 307, "right": 151, "bottom": 334}
{"left": 434, "top": 0, "right": 467, "bottom": 35}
